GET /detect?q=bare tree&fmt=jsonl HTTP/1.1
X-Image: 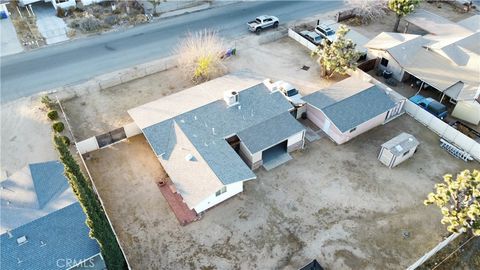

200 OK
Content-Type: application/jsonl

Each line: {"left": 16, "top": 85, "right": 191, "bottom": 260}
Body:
{"left": 176, "top": 30, "right": 227, "bottom": 84}
{"left": 345, "top": 0, "right": 388, "bottom": 24}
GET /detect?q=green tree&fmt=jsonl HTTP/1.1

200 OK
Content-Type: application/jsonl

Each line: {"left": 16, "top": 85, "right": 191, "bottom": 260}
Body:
{"left": 424, "top": 170, "right": 480, "bottom": 236}
{"left": 311, "top": 25, "right": 362, "bottom": 78}
{"left": 53, "top": 135, "right": 127, "bottom": 269}
{"left": 388, "top": 0, "right": 420, "bottom": 32}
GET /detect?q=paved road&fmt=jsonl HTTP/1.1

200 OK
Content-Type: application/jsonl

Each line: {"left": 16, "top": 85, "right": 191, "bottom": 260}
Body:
{"left": 1, "top": 1, "right": 343, "bottom": 102}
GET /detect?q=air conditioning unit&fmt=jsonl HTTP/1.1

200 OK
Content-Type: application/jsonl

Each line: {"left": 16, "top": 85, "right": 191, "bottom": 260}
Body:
{"left": 224, "top": 91, "right": 239, "bottom": 107}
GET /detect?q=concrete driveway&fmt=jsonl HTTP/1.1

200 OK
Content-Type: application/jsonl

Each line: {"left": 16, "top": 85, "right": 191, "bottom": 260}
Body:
{"left": 1, "top": 17, "right": 23, "bottom": 57}
{"left": 32, "top": 2, "right": 68, "bottom": 45}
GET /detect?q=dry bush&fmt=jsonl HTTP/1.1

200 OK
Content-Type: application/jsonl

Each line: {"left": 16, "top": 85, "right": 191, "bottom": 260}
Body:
{"left": 70, "top": 17, "right": 104, "bottom": 33}
{"left": 345, "top": 0, "right": 389, "bottom": 24}
{"left": 175, "top": 30, "right": 227, "bottom": 84}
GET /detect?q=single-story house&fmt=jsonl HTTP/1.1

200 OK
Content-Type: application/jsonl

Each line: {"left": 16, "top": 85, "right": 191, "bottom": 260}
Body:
{"left": 0, "top": 202, "right": 105, "bottom": 270}
{"left": 0, "top": 161, "right": 77, "bottom": 233}
{"left": 366, "top": 11, "right": 480, "bottom": 109}
{"left": 303, "top": 77, "right": 400, "bottom": 144}
{"left": 0, "top": 161, "right": 105, "bottom": 269}
{"left": 128, "top": 73, "right": 306, "bottom": 214}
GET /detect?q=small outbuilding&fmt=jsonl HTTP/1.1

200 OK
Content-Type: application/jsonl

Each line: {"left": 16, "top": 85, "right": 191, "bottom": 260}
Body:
{"left": 378, "top": 133, "right": 419, "bottom": 168}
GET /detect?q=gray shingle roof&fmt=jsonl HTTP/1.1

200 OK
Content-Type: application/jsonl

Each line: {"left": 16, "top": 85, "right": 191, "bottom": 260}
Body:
{"left": 29, "top": 161, "right": 69, "bottom": 209}
{"left": 304, "top": 85, "right": 396, "bottom": 132}
{"left": 237, "top": 112, "right": 305, "bottom": 154}
{"left": 0, "top": 202, "right": 104, "bottom": 270}
{"left": 382, "top": 132, "right": 419, "bottom": 156}
{"left": 142, "top": 83, "right": 296, "bottom": 185}
{"left": 302, "top": 92, "right": 336, "bottom": 110}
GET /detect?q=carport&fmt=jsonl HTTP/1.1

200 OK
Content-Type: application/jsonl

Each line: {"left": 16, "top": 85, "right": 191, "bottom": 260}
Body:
{"left": 404, "top": 9, "right": 471, "bottom": 35}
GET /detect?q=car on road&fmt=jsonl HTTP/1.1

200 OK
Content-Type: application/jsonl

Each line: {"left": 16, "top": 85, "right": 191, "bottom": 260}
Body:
{"left": 264, "top": 79, "right": 304, "bottom": 105}
{"left": 300, "top": 30, "right": 322, "bottom": 45}
{"left": 247, "top": 15, "right": 279, "bottom": 33}
{"left": 409, "top": 95, "right": 448, "bottom": 120}
{"left": 314, "top": 24, "right": 336, "bottom": 43}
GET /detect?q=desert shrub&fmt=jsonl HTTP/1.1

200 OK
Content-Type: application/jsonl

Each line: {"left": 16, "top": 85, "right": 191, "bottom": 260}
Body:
{"left": 176, "top": 30, "right": 226, "bottom": 84}
{"left": 70, "top": 17, "right": 104, "bottom": 32}
{"left": 41, "top": 95, "right": 55, "bottom": 109}
{"left": 112, "top": 6, "right": 121, "bottom": 14}
{"left": 47, "top": 110, "right": 58, "bottom": 120}
{"left": 76, "top": 2, "right": 85, "bottom": 12}
{"left": 52, "top": 121, "right": 65, "bottom": 133}
{"left": 104, "top": 15, "right": 118, "bottom": 26}
{"left": 56, "top": 7, "right": 66, "bottom": 18}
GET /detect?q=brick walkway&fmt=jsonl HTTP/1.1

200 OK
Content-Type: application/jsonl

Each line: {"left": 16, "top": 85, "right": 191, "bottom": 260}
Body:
{"left": 157, "top": 180, "right": 198, "bottom": 226}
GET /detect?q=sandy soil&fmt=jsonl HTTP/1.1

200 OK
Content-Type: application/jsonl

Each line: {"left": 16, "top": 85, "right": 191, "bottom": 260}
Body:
{"left": 85, "top": 115, "right": 478, "bottom": 270}
{"left": 345, "top": 2, "right": 475, "bottom": 39}
{"left": 0, "top": 97, "right": 57, "bottom": 176}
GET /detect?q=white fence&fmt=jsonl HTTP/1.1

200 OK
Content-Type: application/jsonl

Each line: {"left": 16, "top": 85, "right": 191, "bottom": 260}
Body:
{"left": 406, "top": 233, "right": 461, "bottom": 270}
{"left": 77, "top": 122, "right": 142, "bottom": 154}
{"left": 288, "top": 28, "right": 317, "bottom": 52}
{"left": 404, "top": 100, "right": 480, "bottom": 161}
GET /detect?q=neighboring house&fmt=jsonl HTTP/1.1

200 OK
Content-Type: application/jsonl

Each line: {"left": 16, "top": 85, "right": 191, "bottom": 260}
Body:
{"left": 128, "top": 73, "right": 306, "bottom": 214}
{"left": 303, "top": 77, "right": 400, "bottom": 144}
{"left": 0, "top": 202, "right": 105, "bottom": 270}
{"left": 17, "top": 0, "right": 103, "bottom": 10}
{"left": 0, "top": 161, "right": 106, "bottom": 269}
{"left": 0, "top": 161, "right": 77, "bottom": 233}
{"left": 365, "top": 11, "right": 480, "bottom": 107}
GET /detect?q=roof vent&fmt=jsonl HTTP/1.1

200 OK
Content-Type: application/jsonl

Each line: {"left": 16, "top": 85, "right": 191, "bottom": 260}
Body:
{"left": 17, "top": 258, "right": 23, "bottom": 264}
{"left": 40, "top": 240, "right": 46, "bottom": 247}
{"left": 224, "top": 91, "right": 239, "bottom": 107}
{"left": 185, "top": 154, "right": 195, "bottom": 161}
{"left": 7, "top": 230, "right": 12, "bottom": 239}
{"left": 16, "top": 236, "right": 27, "bottom": 245}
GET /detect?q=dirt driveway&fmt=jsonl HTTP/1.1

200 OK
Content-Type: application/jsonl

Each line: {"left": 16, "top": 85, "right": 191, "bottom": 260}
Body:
{"left": 84, "top": 114, "right": 478, "bottom": 270}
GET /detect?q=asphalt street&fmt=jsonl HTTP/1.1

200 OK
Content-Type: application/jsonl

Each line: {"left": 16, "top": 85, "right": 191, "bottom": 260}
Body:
{"left": 0, "top": 1, "right": 344, "bottom": 102}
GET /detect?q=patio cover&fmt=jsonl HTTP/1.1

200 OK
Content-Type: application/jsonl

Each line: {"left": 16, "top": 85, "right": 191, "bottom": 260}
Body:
{"left": 405, "top": 9, "right": 472, "bottom": 36}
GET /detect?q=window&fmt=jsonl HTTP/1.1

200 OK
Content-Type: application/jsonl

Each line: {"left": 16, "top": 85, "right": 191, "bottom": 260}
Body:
{"left": 402, "top": 150, "right": 410, "bottom": 157}
{"left": 215, "top": 186, "right": 227, "bottom": 197}
{"left": 349, "top": 127, "right": 357, "bottom": 133}
{"left": 380, "top": 58, "right": 389, "bottom": 67}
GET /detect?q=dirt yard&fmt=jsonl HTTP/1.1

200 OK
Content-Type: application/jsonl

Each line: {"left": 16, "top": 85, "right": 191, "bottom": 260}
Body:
{"left": 63, "top": 36, "right": 333, "bottom": 141}
{"left": 345, "top": 1, "right": 475, "bottom": 39}
{"left": 84, "top": 114, "right": 478, "bottom": 270}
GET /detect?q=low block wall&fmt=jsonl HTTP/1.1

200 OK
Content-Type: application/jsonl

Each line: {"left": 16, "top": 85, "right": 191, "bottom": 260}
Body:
{"left": 288, "top": 28, "right": 317, "bottom": 52}
{"left": 48, "top": 55, "right": 177, "bottom": 102}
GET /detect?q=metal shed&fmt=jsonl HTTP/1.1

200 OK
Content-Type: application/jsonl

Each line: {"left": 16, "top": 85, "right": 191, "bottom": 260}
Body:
{"left": 378, "top": 133, "right": 419, "bottom": 168}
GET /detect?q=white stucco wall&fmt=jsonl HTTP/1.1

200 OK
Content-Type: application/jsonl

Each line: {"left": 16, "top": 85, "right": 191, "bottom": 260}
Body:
{"left": 287, "top": 131, "right": 304, "bottom": 147}
{"left": 368, "top": 49, "right": 405, "bottom": 81}
{"left": 193, "top": 181, "right": 244, "bottom": 213}
{"left": 379, "top": 145, "right": 417, "bottom": 168}
{"left": 307, "top": 104, "right": 389, "bottom": 144}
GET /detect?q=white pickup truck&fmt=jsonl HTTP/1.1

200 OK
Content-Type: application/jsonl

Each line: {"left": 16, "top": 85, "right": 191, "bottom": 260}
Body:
{"left": 247, "top": 15, "right": 279, "bottom": 33}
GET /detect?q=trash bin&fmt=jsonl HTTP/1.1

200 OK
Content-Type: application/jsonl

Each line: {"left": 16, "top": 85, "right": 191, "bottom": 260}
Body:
{"left": 383, "top": 70, "right": 393, "bottom": 79}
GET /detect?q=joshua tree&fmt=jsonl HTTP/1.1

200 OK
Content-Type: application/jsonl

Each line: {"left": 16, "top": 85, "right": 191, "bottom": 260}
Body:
{"left": 388, "top": 0, "right": 420, "bottom": 32}
{"left": 311, "top": 25, "right": 361, "bottom": 78}
{"left": 424, "top": 170, "right": 480, "bottom": 236}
